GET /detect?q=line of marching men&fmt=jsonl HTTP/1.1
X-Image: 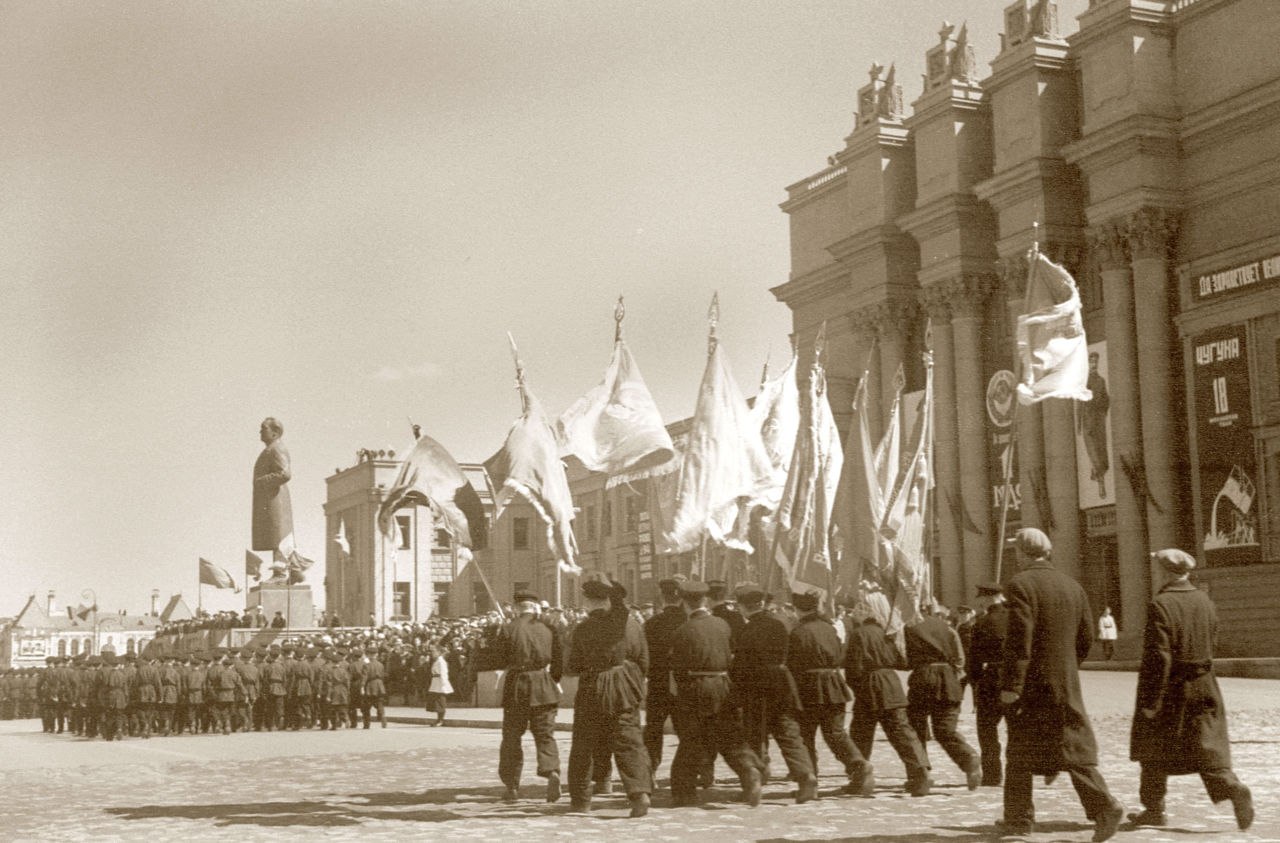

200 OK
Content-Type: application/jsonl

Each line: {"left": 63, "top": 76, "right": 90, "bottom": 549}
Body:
{"left": 13, "top": 643, "right": 392, "bottom": 740}
{"left": 493, "top": 532, "right": 1254, "bottom": 840}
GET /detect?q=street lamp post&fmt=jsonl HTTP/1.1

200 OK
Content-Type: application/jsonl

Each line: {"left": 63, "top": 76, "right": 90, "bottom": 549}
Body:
{"left": 150, "top": 589, "right": 160, "bottom": 617}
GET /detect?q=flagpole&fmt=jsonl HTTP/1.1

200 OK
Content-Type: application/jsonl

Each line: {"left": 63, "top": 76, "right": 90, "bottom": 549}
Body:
{"left": 994, "top": 226, "right": 1038, "bottom": 583}
{"left": 475, "top": 466, "right": 512, "bottom": 618}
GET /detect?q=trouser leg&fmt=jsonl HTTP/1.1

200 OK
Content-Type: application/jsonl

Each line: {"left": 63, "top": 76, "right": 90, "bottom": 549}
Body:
{"left": 566, "top": 702, "right": 598, "bottom": 803}
{"left": 1138, "top": 764, "right": 1168, "bottom": 813}
{"left": 931, "top": 703, "right": 978, "bottom": 771}
{"left": 592, "top": 731, "right": 613, "bottom": 785}
{"left": 849, "top": 697, "right": 878, "bottom": 759}
{"left": 881, "top": 707, "right": 930, "bottom": 784}
{"left": 1202, "top": 767, "right": 1243, "bottom": 804}
{"left": 817, "top": 705, "right": 869, "bottom": 780}
{"left": 797, "top": 709, "right": 820, "bottom": 774}
{"left": 670, "top": 707, "right": 707, "bottom": 800}
{"left": 643, "top": 690, "right": 671, "bottom": 771}
{"left": 610, "top": 707, "right": 651, "bottom": 796}
{"left": 499, "top": 703, "right": 528, "bottom": 788}
{"left": 975, "top": 697, "right": 1003, "bottom": 783}
{"left": 906, "top": 698, "right": 932, "bottom": 769}
{"left": 531, "top": 704, "right": 560, "bottom": 777}
{"left": 769, "top": 707, "right": 815, "bottom": 781}
{"left": 1003, "top": 763, "right": 1035, "bottom": 826}
{"left": 1066, "top": 764, "right": 1117, "bottom": 820}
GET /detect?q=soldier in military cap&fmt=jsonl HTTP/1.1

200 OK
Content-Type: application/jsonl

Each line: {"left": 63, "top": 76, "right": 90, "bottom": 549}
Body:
{"left": 133, "top": 653, "right": 162, "bottom": 738}
{"left": 231, "top": 648, "right": 260, "bottom": 732}
{"left": 101, "top": 654, "right": 129, "bottom": 741}
{"left": 496, "top": 589, "right": 564, "bottom": 803}
{"left": 1127, "top": 548, "right": 1253, "bottom": 832}
{"left": 904, "top": 604, "right": 981, "bottom": 791}
{"left": 158, "top": 656, "right": 182, "bottom": 736}
{"left": 262, "top": 647, "right": 288, "bottom": 731}
{"left": 346, "top": 649, "right": 367, "bottom": 729}
{"left": 289, "top": 646, "right": 317, "bottom": 730}
{"left": 732, "top": 582, "right": 817, "bottom": 803}
{"left": 360, "top": 645, "right": 388, "bottom": 728}
{"left": 565, "top": 572, "right": 651, "bottom": 817}
{"left": 643, "top": 574, "right": 687, "bottom": 774}
{"left": 787, "top": 589, "right": 874, "bottom": 796}
{"left": 38, "top": 656, "right": 59, "bottom": 733}
{"left": 324, "top": 650, "right": 351, "bottom": 730}
{"left": 707, "top": 579, "right": 744, "bottom": 645}
{"left": 967, "top": 582, "right": 1008, "bottom": 786}
{"left": 668, "top": 579, "right": 764, "bottom": 808}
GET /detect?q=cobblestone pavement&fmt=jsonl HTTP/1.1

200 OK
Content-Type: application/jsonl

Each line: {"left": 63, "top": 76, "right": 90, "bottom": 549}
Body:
{"left": 0, "top": 676, "right": 1276, "bottom": 842}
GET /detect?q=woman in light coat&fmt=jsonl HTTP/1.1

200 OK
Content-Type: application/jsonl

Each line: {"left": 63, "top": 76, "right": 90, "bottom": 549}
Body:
{"left": 425, "top": 645, "right": 452, "bottom": 726}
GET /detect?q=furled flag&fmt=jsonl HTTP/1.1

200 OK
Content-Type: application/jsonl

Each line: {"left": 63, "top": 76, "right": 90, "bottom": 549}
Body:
{"left": 831, "top": 374, "right": 880, "bottom": 592}
{"left": 378, "top": 431, "right": 489, "bottom": 562}
{"left": 486, "top": 335, "right": 581, "bottom": 574}
{"left": 71, "top": 603, "right": 94, "bottom": 621}
{"left": 335, "top": 518, "right": 351, "bottom": 556}
{"left": 287, "top": 551, "right": 315, "bottom": 585}
{"left": 557, "top": 320, "right": 674, "bottom": 486}
{"left": 1016, "top": 247, "right": 1092, "bottom": 404}
{"left": 662, "top": 304, "right": 777, "bottom": 554}
{"left": 199, "top": 558, "right": 239, "bottom": 592}
{"left": 772, "top": 337, "right": 844, "bottom": 591}
{"left": 245, "top": 549, "right": 265, "bottom": 583}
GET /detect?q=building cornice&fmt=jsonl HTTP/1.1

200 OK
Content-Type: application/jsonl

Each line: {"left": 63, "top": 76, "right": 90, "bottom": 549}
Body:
{"left": 826, "top": 224, "right": 912, "bottom": 265}
{"left": 897, "top": 192, "right": 991, "bottom": 243}
{"left": 781, "top": 164, "right": 849, "bottom": 213}
{"left": 837, "top": 121, "right": 911, "bottom": 157}
{"left": 770, "top": 261, "right": 848, "bottom": 308}
{"left": 906, "top": 80, "right": 986, "bottom": 127}
{"left": 1061, "top": 113, "right": 1179, "bottom": 174}
{"left": 973, "top": 156, "right": 1078, "bottom": 211}
{"left": 986, "top": 37, "right": 1072, "bottom": 93}
{"left": 1070, "top": 0, "right": 1174, "bottom": 53}
{"left": 1183, "top": 154, "right": 1280, "bottom": 211}
{"left": 1179, "top": 76, "right": 1280, "bottom": 155}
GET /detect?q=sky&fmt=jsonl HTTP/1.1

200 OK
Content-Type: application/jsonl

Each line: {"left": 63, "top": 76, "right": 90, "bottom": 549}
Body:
{"left": 1, "top": 0, "right": 1089, "bottom": 617}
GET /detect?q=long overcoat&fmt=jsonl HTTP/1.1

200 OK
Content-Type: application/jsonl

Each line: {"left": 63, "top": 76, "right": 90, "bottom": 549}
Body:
{"left": 1129, "top": 581, "right": 1232, "bottom": 772}
{"left": 252, "top": 439, "right": 293, "bottom": 551}
{"left": 1000, "top": 560, "right": 1098, "bottom": 773}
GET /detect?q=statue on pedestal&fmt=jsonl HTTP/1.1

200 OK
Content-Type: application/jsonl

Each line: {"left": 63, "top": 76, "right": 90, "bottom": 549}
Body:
{"left": 253, "top": 417, "right": 296, "bottom": 583}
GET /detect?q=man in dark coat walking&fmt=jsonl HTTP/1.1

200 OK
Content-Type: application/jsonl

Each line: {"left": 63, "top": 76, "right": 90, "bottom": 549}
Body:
{"left": 788, "top": 590, "right": 875, "bottom": 796}
{"left": 731, "top": 582, "right": 816, "bottom": 803}
{"left": 565, "top": 573, "right": 652, "bottom": 817}
{"left": 967, "top": 582, "right": 1009, "bottom": 786}
{"left": 667, "top": 580, "right": 763, "bottom": 808}
{"left": 998, "top": 527, "right": 1124, "bottom": 841}
{"left": 1127, "top": 548, "right": 1253, "bottom": 831}
{"left": 904, "top": 607, "right": 981, "bottom": 790}
{"left": 643, "top": 576, "right": 687, "bottom": 773}
{"left": 497, "top": 591, "right": 564, "bottom": 803}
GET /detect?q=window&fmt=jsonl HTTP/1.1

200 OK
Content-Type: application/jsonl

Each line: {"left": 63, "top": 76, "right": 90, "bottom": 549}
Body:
{"left": 513, "top": 517, "right": 530, "bottom": 550}
{"left": 395, "top": 514, "right": 413, "bottom": 550}
{"left": 58, "top": 639, "right": 67, "bottom": 657}
{"left": 602, "top": 499, "right": 613, "bottom": 536}
{"left": 435, "top": 528, "right": 450, "bottom": 548}
{"left": 584, "top": 504, "right": 597, "bottom": 541}
{"left": 70, "top": 639, "right": 79, "bottom": 657}
{"left": 392, "top": 581, "right": 411, "bottom": 619}
{"left": 624, "top": 495, "right": 639, "bottom": 533}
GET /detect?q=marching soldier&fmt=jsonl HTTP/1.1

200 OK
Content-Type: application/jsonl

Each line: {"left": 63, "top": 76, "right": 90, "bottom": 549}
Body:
{"left": 1127, "top": 548, "right": 1253, "bottom": 832}
{"left": 707, "top": 579, "right": 745, "bottom": 645}
{"left": 289, "top": 647, "right": 316, "bottom": 730}
{"left": 845, "top": 591, "right": 931, "bottom": 796}
{"left": 208, "top": 650, "right": 243, "bottom": 735}
{"left": 642, "top": 575, "right": 687, "bottom": 774}
{"left": 262, "top": 649, "right": 288, "bottom": 731}
{"left": 904, "top": 607, "right": 981, "bottom": 790}
{"left": 38, "top": 657, "right": 59, "bottom": 733}
{"left": 731, "top": 582, "right": 816, "bottom": 803}
{"left": 565, "top": 572, "right": 652, "bottom": 817}
{"left": 997, "top": 528, "right": 1124, "bottom": 841}
{"left": 158, "top": 656, "right": 182, "bottom": 735}
{"left": 133, "top": 654, "right": 162, "bottom": 738}
{"left": 788, "top": 589, "right": 875, "bottom": 797}
{"left": 361, "top": 646, "right": 388, "bottom": 728}
{"left": 231, "top": 648, "right": 260, "bottom": 732}
{"left": 668, "top": 580, "right": 763, "bottom": 808}
{"left": 325, "top": 650, "right": 351, "bottom": 730}
{"left": 967, "top": 582, "right": 1009, "bottom": 786}
{"left": 54, "top": 656, "right": 76, "bottom": 734}
{"left": 347, "top": 650, "right": 366, "bottom": 729}
{"left": 497, "top": 590, "right": 563, "bottom": 803}
{"left": 101, "top": 655, "right": 130, "bottom": 741}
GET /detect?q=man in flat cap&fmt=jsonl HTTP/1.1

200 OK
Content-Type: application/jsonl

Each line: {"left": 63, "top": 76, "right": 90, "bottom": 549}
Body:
{"left": 904, "top": 604, "right": 982, "bottom": 791}
{"left": 1127, "top": 549, "right": 1252, "bottom": 831}
{"left": 997, "top": 527, "right": 1124, "bottom": 841}
{"left": 732, "top": 582, "right": 817, "bottom": 803}
{"left": 667, "top": 580, "right": 764, "bottom": 808}
{"left": 707, "top": 579, "right": 744, "bottom": 646}
{"left": 565, "top": 572, "right": 652, "bottom": 817}
{"left": 497, "top": 590, "right": 564, "bottom": 803}
{"left": 643, "top": 575, "right": 688, "bottom": 774}
{"left": 788, "top": 589, "right": 876, "bottom": 797}
{"left": 967, "top": 582, "right": 1009, "bottom": 787}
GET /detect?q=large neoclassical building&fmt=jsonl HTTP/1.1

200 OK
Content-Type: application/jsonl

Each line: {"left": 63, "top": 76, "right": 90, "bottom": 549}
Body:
{"left": 773, "top": 0, "right": 1280, "bottom": 656}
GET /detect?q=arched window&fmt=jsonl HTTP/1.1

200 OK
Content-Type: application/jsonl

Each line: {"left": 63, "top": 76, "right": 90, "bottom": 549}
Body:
{"left": 58, "top": 639, "right": 67, "bottom": 657}
{"left": 70, "top": 639, "right": 79, "bottom": 657}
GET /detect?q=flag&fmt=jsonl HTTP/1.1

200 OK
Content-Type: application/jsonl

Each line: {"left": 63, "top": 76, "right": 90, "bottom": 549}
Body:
{"left": 378, "top": 431, "right": 489, "bottom": 561}
{"left": 199, "top": 558, "right": 239, "bottom": 592}
{"left": 557, "top": 338, "right": 674, "bottom": 485}
{"left": 245, "top": 549, "right": 265, "bottom": 582}
{"left": 74, "top": 603, "right": 94, "bottom": 621}
{"left": 335, "top": 518, "right": 351, "bottom": 556}
{"left": 772, "top": 349, "right": 844, "bottom": 591}
{"left": 1016, "top": 248, "right": 1092, "bottom": 404}
{"left": 485, "top": 355, "right": 581, "bottom": 575}
{"left": 725, "top": 352, "right": 801, "bottom": 549}
{"left": 287, "top": 551, "right": 315, "bottom": 585}
{"left": 662, "top": 341, "right": 778, "bottom": 554}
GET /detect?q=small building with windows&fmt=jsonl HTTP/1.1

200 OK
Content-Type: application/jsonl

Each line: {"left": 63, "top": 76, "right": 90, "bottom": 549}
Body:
{"left": 1, "top": 594, "right": 159, "bottom": 668}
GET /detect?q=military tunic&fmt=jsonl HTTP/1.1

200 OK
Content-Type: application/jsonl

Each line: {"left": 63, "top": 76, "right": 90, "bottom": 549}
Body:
{"left": 497, "top": 615, "right": 563, "bottom": 789}
{"left": 788, "top": 612, "right": 871, "bottom": 787}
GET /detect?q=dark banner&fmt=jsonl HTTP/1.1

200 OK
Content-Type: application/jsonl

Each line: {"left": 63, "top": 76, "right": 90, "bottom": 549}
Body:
{"left": 986, "top": 369, "right": 1022, "bottom": 525}
{"left": 1193, "top": 324, "right": 1260, "bottom": 566}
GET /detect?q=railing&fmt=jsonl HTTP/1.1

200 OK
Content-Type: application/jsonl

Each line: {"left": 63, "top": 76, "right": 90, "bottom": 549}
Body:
{"left": 806, "top": 166, "right": 847, "bottom": 191}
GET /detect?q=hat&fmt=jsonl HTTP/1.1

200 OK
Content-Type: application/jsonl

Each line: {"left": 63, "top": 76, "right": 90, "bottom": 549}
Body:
{"left": 734, "top": 581, "right": 765, "bottom": 605}
{"left": 658, "top": 574, "right": 687, "bottom": 598}
{"left": 956, "top": 604, "right": 973, "bottom": 614}
{"left": 707, "top": 579, "right": 728, "bottom": 598}
{"left": 513, "top": 589, "right": 540, "bottom": 605}
{"left": 1014, "top": 527, "right": 1053, "bottom": 559}
{"left": 792, "top": 590, "right": 820, "bottom": 612}
{"left": 581, "top": 572, "right": 615, "bottom": 599}
{"left": 1152, "top": 548, "right": 1196, "bottom": 575}
{"left": 975, "top": 582, "right": 1004, "bottom": 596}
{"left": 678, "top": 580, "right": 709, "bottom": 598}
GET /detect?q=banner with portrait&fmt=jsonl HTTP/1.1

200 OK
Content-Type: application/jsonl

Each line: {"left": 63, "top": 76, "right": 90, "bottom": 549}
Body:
{"left": 1074, "top": 341, "right": 1116, "bottom": 510}
{"left": 986, "top": 369, "right": 1021, "bottom": 524}
{"left": 1193, "top": 324, "right": 1260, "bottom": 567}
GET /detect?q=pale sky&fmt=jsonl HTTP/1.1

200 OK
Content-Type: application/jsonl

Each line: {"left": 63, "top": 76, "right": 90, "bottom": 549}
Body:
{"left": 1, "top": 0, "right": 1089, "bottom": 617}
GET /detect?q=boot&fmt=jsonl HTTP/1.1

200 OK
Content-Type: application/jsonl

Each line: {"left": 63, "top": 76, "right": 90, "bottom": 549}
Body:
{"left": 501, "top": 786, "right": 519, "bottom": 803}
{"left": 796, "top": 774, "right": 818, "bottom": 804}
{"left": 1093, "top": 801, "right": 1124, "bottom": 842}
{"left": 741, "top": 767, "right": 762, "bottom": 807}
{"left": 1231, "top": 785, "right": 1254, "bottom": 831}
{"left": 1127, "top": 808, "right": 1165, "bottom": 827}
{"left": 628, "top": 793, "right": 650, "bottom": 818}
{"left": 545, "top": 771, "right": 561, "bottom": 803}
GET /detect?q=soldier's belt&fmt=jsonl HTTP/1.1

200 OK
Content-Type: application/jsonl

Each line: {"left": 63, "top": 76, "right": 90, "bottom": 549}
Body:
{"left": 681, "top": 671, "right": 728, "bottom": 678}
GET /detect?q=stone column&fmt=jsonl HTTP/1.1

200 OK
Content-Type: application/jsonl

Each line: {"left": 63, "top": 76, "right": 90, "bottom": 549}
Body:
{"left": 948, "top": 275, "right": 995, "bottom": 594}
{"left": 922, "top": 286, "right": 965, "bottom": 607}
{"left": 851, "top": 305, "right": 884, "bottom": 443}
{"left": 877, "top": 303, "right": 909, "bottom": 427}
{"left": 1128, "top": 208, "right": 1184, "bottom": 558}
{"left": 1090, "top": 222, "right": 1148, "bottom": 636}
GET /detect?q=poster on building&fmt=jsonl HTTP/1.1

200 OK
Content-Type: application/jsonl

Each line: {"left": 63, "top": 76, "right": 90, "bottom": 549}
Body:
{"left": 1193, "top": 324, "right": 1260, "bottom": 566}
{"left": 1074, "top": 341, "right": 1116, "bottom": 510}
{"left": 986, "top": 369, "right": 1021, "bottom": 522}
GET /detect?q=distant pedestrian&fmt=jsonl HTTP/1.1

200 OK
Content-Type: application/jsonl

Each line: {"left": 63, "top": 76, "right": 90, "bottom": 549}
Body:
{"left": 425, "top": 646, "right": 451, "bottom": 727}
{"left": 997, "top": 527, "right": 1124, "bottom": 842}
{"left": 1127, "top": 549, "right": 1253, "bottom": 832}
{"left": 1097, "top": 607, "right": 1118, "bottom": 660}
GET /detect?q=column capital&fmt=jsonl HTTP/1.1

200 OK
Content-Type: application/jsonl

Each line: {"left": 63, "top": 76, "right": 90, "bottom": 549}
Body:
{"left": 996, "top": 253, "right": 1030, "bottom": 299}
{"left": 1125, "top": 206, "right": 1180, "bottom": 262}
{"left": 918, "top": 283, "right": 952, "bottom": 321}
{"left": 1087, "top": 220, "right": 1130, "bottom": 272}
{"left": 850, "top": 297, "right": 918, "bottom": 337}
{"left": 941, "top": 274, "right": 999, "bottom": 318}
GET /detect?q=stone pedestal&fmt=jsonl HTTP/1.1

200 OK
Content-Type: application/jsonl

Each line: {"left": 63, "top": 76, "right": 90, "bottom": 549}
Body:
{"left": 246, "top": 583, "right": 314, "bottom": 629}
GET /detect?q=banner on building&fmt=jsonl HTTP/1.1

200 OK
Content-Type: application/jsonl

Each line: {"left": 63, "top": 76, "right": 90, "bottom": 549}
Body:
{"left": 1074, "top": 340, "right": 1116, "bottom": 510}
{"left": 1193, "top": 324, "right": 1260, "bottom": 566}
{"left": 986, "top": 369, "right": 1021, "bottom": 523}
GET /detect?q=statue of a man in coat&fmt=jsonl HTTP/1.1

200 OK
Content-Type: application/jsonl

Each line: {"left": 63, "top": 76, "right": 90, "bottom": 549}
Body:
{"left": 252, "top": 417, "right": 294, "bottom": 573}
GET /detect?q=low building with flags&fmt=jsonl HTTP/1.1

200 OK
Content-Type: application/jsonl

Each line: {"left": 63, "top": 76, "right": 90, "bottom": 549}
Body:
{"left": 1, "top": 592, "right": 161, "bottom": 669}
{"left": 769, "top": 0, "right": 1280, "bottom": 657}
